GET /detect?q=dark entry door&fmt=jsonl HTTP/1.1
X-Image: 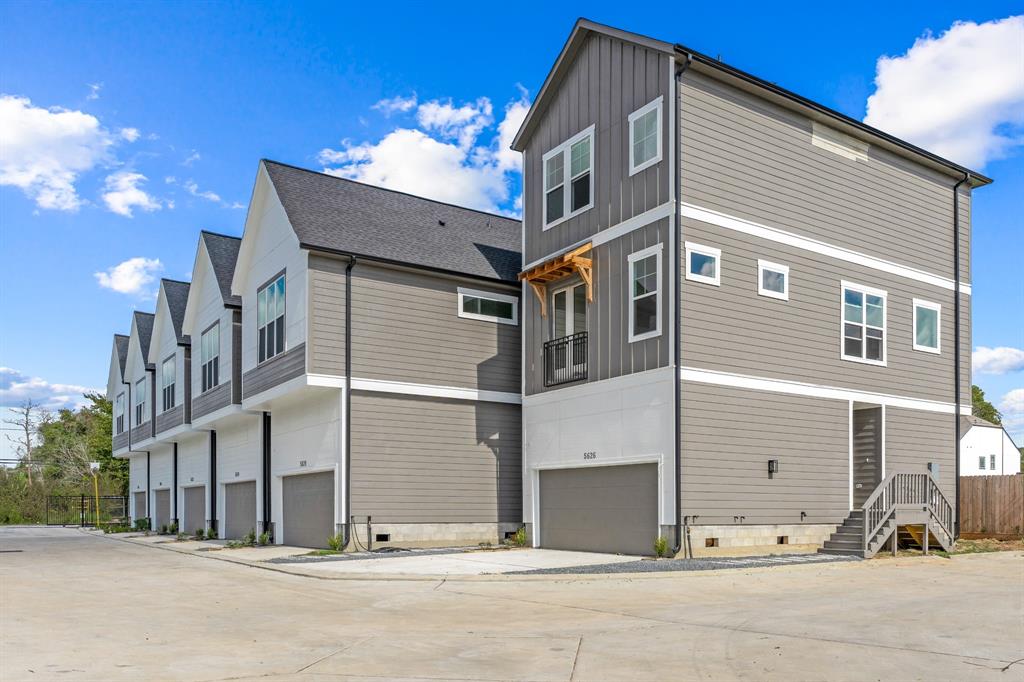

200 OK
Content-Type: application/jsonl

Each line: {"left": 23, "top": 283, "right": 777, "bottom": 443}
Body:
{"left": 853, "top": 406, "right": 883, "bottom": 507}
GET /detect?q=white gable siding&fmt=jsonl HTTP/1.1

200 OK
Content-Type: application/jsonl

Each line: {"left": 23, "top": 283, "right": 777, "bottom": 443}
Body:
{"left": 961, "top": 426, "right": 1021, "bottom": 476}
{"left": 187, "top": 247, "right": 235, "bottom": 403}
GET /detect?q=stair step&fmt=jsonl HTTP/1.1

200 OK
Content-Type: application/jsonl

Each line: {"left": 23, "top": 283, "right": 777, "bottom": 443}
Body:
{"left": 818, "top": 547, "right": 866, "bottom": 558}
{"left": 829, "top": 532, "right": 863, "bottom": 542}
{"left": 823, "top": 539, "right": 863, "bottom": 550}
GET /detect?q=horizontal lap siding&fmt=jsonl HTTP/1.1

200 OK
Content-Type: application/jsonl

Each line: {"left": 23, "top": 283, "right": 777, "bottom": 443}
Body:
{"left": 113, "top": 431, "right": 129, "bottom": 452}
{"left": 886, "top": 407, "right": 956, "bottom": 512}
{"left": 241, "top": 343, "right": 305, "bottom": 398}
{"left": 155, "top": 404, "right": 184, "bottom": 434}
{"left": 679, "top": 70, "right": 969, "bottom": 281}
{"left": 130, "top": 421, "right": 152, "bottom": 444}
{"left": 681, "top": 382, "right": 849, "bottom": 524}
{"left": 308, "top": 255, "right": 346, "bottom": 376}
{"left": 350, "top": 393, "right": 522, "bottom": 524}
{"left": 192, "top": 381, "right": 232, "bottom": 420}
{"left": 680, "top": 217, "right": 966, "bottom": 403}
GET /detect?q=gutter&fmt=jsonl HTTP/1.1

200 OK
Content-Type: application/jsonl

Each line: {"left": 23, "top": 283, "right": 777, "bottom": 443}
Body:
{"left": 673, "top": 53, "right": 692, "bottom": 557}
{"left": 953, "top": 172, "right": 969, "bottom": 539}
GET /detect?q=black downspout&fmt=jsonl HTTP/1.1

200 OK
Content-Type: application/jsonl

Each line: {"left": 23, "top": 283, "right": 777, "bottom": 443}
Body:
{"left": 209, "top": 430, "right": 217, "bottom": 535}
{"left": 262, "top": 412, "right": 271, "bottom": 537}
{"left": 953, "top": 172, "right": 969, "bottom": 539}
{"left": 343, "top": 256, "right": 356, "bottom": 550}
{"left": 673, "top": 54, "right": 692, "bottom": 557}
{"left": 172, "top": 442, "right": 178, "bottom": 527}
{"left": 146, "top": 451, "right": 151, "bottom": 527}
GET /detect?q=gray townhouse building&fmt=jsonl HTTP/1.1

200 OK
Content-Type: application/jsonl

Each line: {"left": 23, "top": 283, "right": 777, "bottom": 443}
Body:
{"left": 512, "top": 20, "right": 988, "bottom": 558}
{"left": 109, "top": 161, "right": 523, "bottom": 549}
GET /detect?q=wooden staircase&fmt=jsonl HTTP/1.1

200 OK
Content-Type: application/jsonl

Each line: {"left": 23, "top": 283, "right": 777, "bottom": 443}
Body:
{"left": 818, "top": 469, "right": 954, "bottom": 559}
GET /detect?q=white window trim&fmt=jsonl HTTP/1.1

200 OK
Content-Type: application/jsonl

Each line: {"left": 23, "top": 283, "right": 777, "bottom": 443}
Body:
{"left": 161, "top": 355, "right": 176, "bottom": 413}
{"left": 912, "top": 298, "right": 942, "bottom": 354}
{"left": 628, "top": 96, "right": 663, "bottom": 176}
{"left": 542, "top": 125, "right": 595, "bottom": 230}
{"left": 757, "top": 259, "right": 789, "bottom": 300}
{"left": 627, "top": 243, "right": 664, "bottom": 343}
{"left": 257, "top": 272, "right": 286, "bottom": 365}
{"left": 457, "top": 287, "right": 519, "bottom": 326}
{"left": 840, "top": 280, "right": 888, "bottom": 367}
{"left": 685, "top": 242, "right": 721, "bottom": 287}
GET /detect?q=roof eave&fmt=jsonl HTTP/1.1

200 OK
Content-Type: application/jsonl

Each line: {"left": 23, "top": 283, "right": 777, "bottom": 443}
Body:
{"left": 299, "top": 243, "right": 518, "bottom": 286}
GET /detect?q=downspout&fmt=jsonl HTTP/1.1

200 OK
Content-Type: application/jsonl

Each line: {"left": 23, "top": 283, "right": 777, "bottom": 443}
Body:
{"left": 172, "top": 442, "right": 178, "bottom": 527}
{"left": 673, "top": 53, "right": 692, "bottom": 557}
{"left": 343, "top": 256, "right": 356, "bottom": 550}
{"left": 262, "top": 411, "right": 271, "bottom": 536}
{"left": 146, "top": 451, "right": 151, "bottom": 527}
{"left": 953, "top": 172, "right": 969, "bottom": 539}
{"left": 209, "top": 430, "right": 217, "bottom": 535}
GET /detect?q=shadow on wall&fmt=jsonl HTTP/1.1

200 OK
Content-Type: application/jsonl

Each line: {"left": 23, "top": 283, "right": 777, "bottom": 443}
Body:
{"left": 473, "top": 243, "right": 521, "bottom": 282}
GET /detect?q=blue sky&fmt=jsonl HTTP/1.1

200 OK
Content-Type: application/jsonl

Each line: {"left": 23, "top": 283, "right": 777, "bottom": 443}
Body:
{"left": 1, "top": 2, "right": 1022, "bottom": 449}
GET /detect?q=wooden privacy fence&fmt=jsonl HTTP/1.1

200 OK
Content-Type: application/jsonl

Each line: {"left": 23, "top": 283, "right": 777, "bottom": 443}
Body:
{"left": 959, "top": 475, "right": 1024, "bottom": 539}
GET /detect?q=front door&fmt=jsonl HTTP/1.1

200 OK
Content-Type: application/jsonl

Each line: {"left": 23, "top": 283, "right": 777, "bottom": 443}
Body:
{"left": 552, "top": 283, "right": 587, "bottom": 374}
{"left": 852, "top": 405, "right": 883, "bottom": 507}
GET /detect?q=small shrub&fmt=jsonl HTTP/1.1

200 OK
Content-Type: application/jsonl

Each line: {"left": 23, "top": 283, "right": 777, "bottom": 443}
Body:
{"left": 176, "top": 532, "right": 189, "bottom": 541}
{"left": 169, "top": 522, "right": 178, "bottom": 534}
{"left": 133, "top": 518, "right": 151, "bottom": 531}
{"left": 258, "top": 532, "right": 270, "bottom": 546}
{"left": 654, "top": 536, "right": 669, "bottom": 558}
{"left": 194, "top": 529, "right": 205, "bottom": 539}
{"left": 206, "top": 528, "right": 218, "bottom": 540}
{"left": 242, "top": 528, "right": 257, "bottom": 546}
{"left": 327, "top": 533, "right": 344, "bottom": 551}
{"left": 159, "top": 525, "right": 169, "bottom": 535}
{"left": 509, "top": 526, "right": 527, "bottom": 547}
{"left": 103, "top": 524, "right": 133, "bottom": 534}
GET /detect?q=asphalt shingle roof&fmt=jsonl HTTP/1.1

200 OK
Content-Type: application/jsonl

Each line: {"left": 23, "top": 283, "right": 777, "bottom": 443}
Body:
{"left": 960, "top": 415, "right": 1001, "bottom": 431}
{"left": 262, "top": 160, "right": 522, "bottom": 282}
{"left": 114, "top": 334, "right": 129, "bottom": 377}
{"left": 133, "top": 311, "right": 155, "bottom": 367}
{"left": 161, "top": 279, "right": 191, "bottom": 344}
{"left": 201, "top": 231, "right": 242, "bottom": 307}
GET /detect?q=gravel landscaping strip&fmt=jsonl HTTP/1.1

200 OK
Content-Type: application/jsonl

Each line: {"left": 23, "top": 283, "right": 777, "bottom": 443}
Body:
{"left": 503, "top": 553, "right": 860, "bottom": 575}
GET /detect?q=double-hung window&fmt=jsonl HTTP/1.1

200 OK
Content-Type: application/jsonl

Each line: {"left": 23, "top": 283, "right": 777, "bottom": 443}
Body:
{"left": 628, "top": 97, "right": 662, "bottom": 175}
{"left": 628, "top": 244, "right": 662, "bottom": 342}
{"left": 135, "top": 378, "right": 147, "bottom": 425}
{"left": 990, "top": 454, "right": 996, "bottom": 471}
{"left": 978, "top": 456, "right": 986, "bottom": 471}
{"left": 257, "top": 273, "right": 286, "bottom": 363}
{"left": 161, "top": 356, "right": 176, "bottom": 412}
{"left": 912, "top": 299, "right": 941, "bottom": 353}
{"left": 200, "top": 323, "right": 220, "bottom": 392}
{"left": 457, "top": 288, "right": 518, "bottom": 325}
{"left": 842, "top": 282, "right": 886, "bottom": 365}
{"left": 115, "top": 393, "right": 125, "bottom": 434}
{"left": 543, "top": 126, "right": 594, "bottom": 228}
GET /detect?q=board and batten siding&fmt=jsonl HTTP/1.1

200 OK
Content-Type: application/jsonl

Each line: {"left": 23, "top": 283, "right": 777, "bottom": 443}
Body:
{"left": 679, "top": 217, "right": 971, "bottom": 404}
{"left": 680, "top": 382, "right": 849, "bottom": 525}
{"left": 678, "top": 69, "right": 971, "bottom": 284}
{"left": 349, "top": 393, "right": 521, "bottom": 524}
{"left": 524, "top": 219, "right": 671, "bottom": 395}
{"left": 523, "top": 33, "right": 671, "bottom": 264}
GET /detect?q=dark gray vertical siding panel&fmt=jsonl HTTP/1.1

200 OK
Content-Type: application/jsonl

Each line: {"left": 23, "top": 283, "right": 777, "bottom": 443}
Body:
{"left": 183, "top": 350, "right": 192, "bottom": 423}
{"left": 886, "top": 407, "right": 956, "bottom": 511}
{"left": 231, "top": 311, "right": 242, "bottom": 404}
{"left": 681, "top": 382, "right": 850, "bottom": 525}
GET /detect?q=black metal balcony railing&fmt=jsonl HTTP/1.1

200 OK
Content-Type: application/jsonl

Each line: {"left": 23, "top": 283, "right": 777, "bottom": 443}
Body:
{"left": 544, "top": 331, "right": 588, "bottom": 387}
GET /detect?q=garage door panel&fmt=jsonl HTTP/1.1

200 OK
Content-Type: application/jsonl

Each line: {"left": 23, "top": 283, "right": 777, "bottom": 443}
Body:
{"left": 539, "top": 464, "right": 657, "bottom": 556}
{"left": 183, "top": 486, "right": 206, "bottom": 533}
{"left": 224, "top": 481, "right": 257, "bottom": 540}
{"left": 282, "top": 471, "right": 334, "bottom": 549}
{"left": 153, "top": 489, "right": 171, "bottom": 530}
{"left": 133, "top": 492, "right": 147, "bottom": 520}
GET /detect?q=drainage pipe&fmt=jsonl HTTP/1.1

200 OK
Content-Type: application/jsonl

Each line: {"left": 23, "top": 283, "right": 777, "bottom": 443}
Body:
{"left": 343, "top": 256, "right": 356, "bottom": 550}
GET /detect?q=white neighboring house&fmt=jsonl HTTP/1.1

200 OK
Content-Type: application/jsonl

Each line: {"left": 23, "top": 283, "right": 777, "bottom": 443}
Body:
{"left": 960, "top": 416, "right": 1021, "bottom": 476}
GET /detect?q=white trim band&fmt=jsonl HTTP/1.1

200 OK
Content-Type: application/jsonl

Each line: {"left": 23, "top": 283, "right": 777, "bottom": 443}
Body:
{"left": 680, "top": 366, "right": 971, "bottom": 415}
{"left": 680, "top": 202, "right": 971, "bottom": 295}
{"left": 308, "top": 373, "right": 520, "bottom": 404}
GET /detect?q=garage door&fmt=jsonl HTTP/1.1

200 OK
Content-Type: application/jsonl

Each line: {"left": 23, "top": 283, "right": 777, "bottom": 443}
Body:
{"left": 153, "top": 489, "right": 171, "bottom": 530}
{"left": 539, "top": 464, "right": 658, "bottom": 556}
{"left": 224, "top": 481, "right": 257, "bottom": 540}
{"left": 133, "top": 491, "right": 147, "bottom": 522}
{"left": 282, "top": 471, "right": 334, "bottom": 549}
{"left": 183, "top": 486, "right": 206, "bottom": 534}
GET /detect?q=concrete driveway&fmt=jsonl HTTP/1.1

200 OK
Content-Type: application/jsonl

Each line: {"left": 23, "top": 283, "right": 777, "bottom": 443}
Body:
{"left": 2, "top": 526, "right": 1022, "bottom": 681}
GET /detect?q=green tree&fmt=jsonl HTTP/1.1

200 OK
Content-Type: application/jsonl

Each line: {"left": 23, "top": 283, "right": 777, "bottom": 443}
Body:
{"left": 34, "top": 393, "right": 126, "bottom": 495}
{"left": 972, "top": 385, "right": 1002, "bottom": 424}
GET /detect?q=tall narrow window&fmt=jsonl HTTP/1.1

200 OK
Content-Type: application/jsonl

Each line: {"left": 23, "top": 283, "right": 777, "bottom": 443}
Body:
{"left": 978, "top": 456, "right": 986, "bottom": 471}
{"left": 628, "top": 244, "right": 662, "bottom": 342}
{"left": 201, "top": 323, "right": 220, "bottom": 392}
{"left": 628, "top": 97, "right": 662, "bottom": 174}
{"left": 542, "top": 126, "right": 594, "bottom": 228}
{"left": 257, "top": 273, "right": 286, "bottom": 363}
{"left": 161, "top": 356, "right": 176, "bottom": 412}
{"left": 842, "top": 282, "right": 886, "bottom": 365}
{"left": 913, "top": 299, "right": 941, "bottom": 354}
{"left": 135, "top": 378, "right": 147, "bottom": 425}
{"left": 115, "top": 393, "right": 125, "bottom": 434}
{"left": 990, "top": 454, "right": 996, "bottom": 471}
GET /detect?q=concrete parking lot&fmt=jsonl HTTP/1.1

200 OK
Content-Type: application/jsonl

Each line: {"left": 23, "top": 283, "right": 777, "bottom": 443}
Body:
{"left": 1, "top": 526, "right": 1022, "bottom": 681}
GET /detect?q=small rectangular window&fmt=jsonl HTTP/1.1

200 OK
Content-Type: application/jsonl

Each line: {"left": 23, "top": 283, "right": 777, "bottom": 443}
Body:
{"left": 200, "top": 323, "right": 221, "bottom": 393}
{"left": 628, "top": 97, "right": 662, "bottom": 175}
{"left": 758, "top": 260, "right": 789, "bottom": 300}
{"left": 135, "top": 378, "right": 147, "bottom": 425}
{"left": 685, "top": 242, "right": 721, "bottom": 286}
{"left": 257, "top": 273, "right": 286, "bottom": 363}
{"left": 990, "top": 454, "right": 996, "bottom": 471}
{"left": 913, "top": 299, "right": 941, "bottom": 354}
{"left": 841, "top": 282, "right": 886, "bottom": 365}
{"left": 628, "top": 244, "right": 662, "bottom": 342}
{"left": 542, "top": 126, "right": 595, "bottom": 228}
{"left": 457, "top": 288, "right": 518, "bottom": 325}
{"left": 979, "top": 456, "right": 986, "bottom": 471}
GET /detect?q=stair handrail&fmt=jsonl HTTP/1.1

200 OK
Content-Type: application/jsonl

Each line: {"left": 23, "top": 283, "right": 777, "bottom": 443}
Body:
{"left": 861, "top": 471, "right": 898, "bottom": 552}
{"left": 860, "top": 467, "right": 955, "bottom": 553}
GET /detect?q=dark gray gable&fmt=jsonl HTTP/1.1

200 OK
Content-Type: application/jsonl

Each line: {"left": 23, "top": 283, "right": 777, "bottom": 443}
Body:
{"left": 263, "top": 160, "right": 521, "bottom": 282}
{"left": 161, "top": 279, "right": 191, "bottom": 344}
{"left": 134, "top": 311, "right": 155, "bottom": 367}
{"left": 114, "top": 334, "right": 130, "bottom": 377}
{"left": 201, "top": 231, "right": 242, "bottom": 306}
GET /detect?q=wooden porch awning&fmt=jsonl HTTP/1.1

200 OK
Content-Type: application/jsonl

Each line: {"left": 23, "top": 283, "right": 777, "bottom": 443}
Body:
{"left": 518, "top": 242, "right": 592, "bottom": 317}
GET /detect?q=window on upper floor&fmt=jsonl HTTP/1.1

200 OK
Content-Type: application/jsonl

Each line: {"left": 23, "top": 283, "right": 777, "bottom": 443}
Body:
{"left": 201, "top": 323, "right": 220, "bottom": 393}
{"left": 628, "top": 244, "right": 662, "bottom": 342}
{"left": 758, "top": 260, "right": 789, "bottom": 300}
{"left": 978, "top": 455, "right": 986, "bottom": 471}
{"left": 990, "top": 454, "right": 996, "bottom": 471}
{"left": 842, "top": 282, "right": 886, "bottom": 365}
{"left": 629, "top": 97, "right": 662, "bottom": 175}
{"left": 543, "top": 126, "right": 594, "bottom": 228}
{"left": 913, "top": 299, "right": 941, "bottom": 354}
{"left": 135, "top": 378, "right": 147, "bottom": 425}
{"left": 161, "top": 356, "right": 176, "bottom": 412}
{"left": 685, "top": 242, "right": 721, "bottom": 286}
{"left": 457, "top": 288, "right": 518, "bottom": 326}
{"left": 257, "top": 273, "right": 286, "bottom": 363}
{"left": 115, "top": 393, "right": 125, "bottom": 434}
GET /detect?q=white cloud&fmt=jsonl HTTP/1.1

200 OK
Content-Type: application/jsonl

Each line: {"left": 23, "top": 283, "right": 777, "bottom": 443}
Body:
{"left": 864, "top": 16, "right": 1024, "bottom": 168}
{"left": 0, "top": 368, "right": 100, "bottom": 411}
{"left": 94, "top": 256, "right": 163, "bottom": 296}
{"left": 0, "top": 94, "right": 114, "bottom": 211}
{"left": 184, "top": 179, "right": 221, "bottom": 203}
{"left": 999, "top": 388, "right": 1024, "bottom": 441}
{"left": 319, "top": 90, "right": 530, "bottom": 215}
{"left": 101, "top": 171, "right": 164, "bottom": 217}
{"left": 86, "top": 83, "right": 102, "bottom": 101}
{"left": 182, "top": 150, "right": 201, "bottom": 166}
{"left": 119, "top": 127, "right": 140, "bottom": 142}
{"left": 372, "top": 94, "right": 417, "bottom": 116}
{"left": 973, "top": 346, "right": 1024, "bottom": 375}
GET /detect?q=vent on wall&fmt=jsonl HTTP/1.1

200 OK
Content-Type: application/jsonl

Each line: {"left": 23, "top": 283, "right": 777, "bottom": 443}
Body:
{"left": 777, "top": 536, "right": 789, "bottom": 545}
{"left": 811, "top": 122, "right": 869, "bottom": 162}
{"left": 374, "top": 533, "right": 390, "bottom": 543}
{"left": 705, "top": 537, "right": 719, "bottom": 548}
